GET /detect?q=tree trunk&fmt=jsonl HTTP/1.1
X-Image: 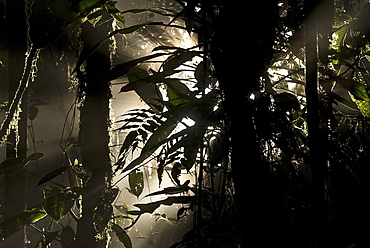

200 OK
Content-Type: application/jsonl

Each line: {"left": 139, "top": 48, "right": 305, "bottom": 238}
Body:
{"left": 75, "top": 20, "right": 112, "bottom": 248}
{"left": 1, "top": 0, "right": 29, "bottom": 245}
{"left": 212, "top": 2, "right": 278, "bottom": 247}
{"left": 304, "top": 0, "right": 328, "bottom": 247}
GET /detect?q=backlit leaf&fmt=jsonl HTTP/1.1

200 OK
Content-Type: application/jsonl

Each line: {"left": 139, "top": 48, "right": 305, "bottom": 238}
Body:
{"left": 23, "top": 152, "right": 43, "bottom": 162}
{"left": 1, "top": 208, "right": 46, "bottom": 236}
{"left": 145, "top": 182, "right": 190, "bottom": 197}
{"left": 120, "top": 131, "right": 138, "bottom": 156}
{"left": 127, "top": 196, "right": 195, "bottom": 215}
{"left": 42, "top": 186, "right": 76, "bottom": 220}
{"left": 121, "top": 118, "right": 177, "bottom": 173}
{"left": 112, "top": 224, "right": 132, "bottom": 248}
{"left": 129, "top": 170, "right": 144, "bottom": 198}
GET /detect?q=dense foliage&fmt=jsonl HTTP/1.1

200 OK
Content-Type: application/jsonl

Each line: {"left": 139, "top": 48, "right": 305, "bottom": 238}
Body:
{"left": 2, "top": 0, "right": 370, "bottom": 247}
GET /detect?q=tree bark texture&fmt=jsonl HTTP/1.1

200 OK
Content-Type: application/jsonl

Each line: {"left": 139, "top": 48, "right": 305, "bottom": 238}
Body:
{"left": 212, "top": 2, "right": 279, "bottom": 246}
{"left": 75, "top": 20, "right": 112, "bottom": 248}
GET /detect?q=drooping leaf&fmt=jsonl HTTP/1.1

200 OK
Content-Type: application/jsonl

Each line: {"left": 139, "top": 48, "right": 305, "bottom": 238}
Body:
{"left": 121, "top": 118, "right": 177, "bottom": 173}
{"left": 75, "top": 0, "right": 107, "bottom": 18}
{"left": 181, "top": 127, "right": 205, "bottom": 171}
{"left": 127, "top": 196, "right": 195, "bottom": 215}
{"left": 336, "top": 78, "right": 370, "bottom": 101}
{"left": 162, "top": 50, "right": 200, "bottom": 76}
{"left": 119, "top": 131, "right": 138, "bottom": 156}
{"left": 121, "top": 68, "right": 163, "bottom": 111}
{"left": 171, "top": 162, "right": 182, "bottom": 185}
{"left": 35, "top": 231, "right": 59, "bottom": 248}
{"left": 129, "top": 170, "right": 144, "bottom": 198}
{"left": 165, "top": 79, "right": 191, "bottom": 106}
{"left": 42, "top": 186, "right": 76, "bottom": 220}
{"left": 38, "top": 166, "right": 69, "bottom": 187}
{"left": 115, "top": 204, "right": 134, "bottom": 219}
{"left": 177, "top": 207, "right": 186, "bottom": 221}
{"left": 335, "top": 25, "right": 349, "bottom": 47}
{"left": 331, "top": 92, "right": 359, "bottom": 110}
{"left": 23, "top": 152, "right": 43, "bottom": 163}
{"left": 1, "top": 208, "right": 47, "bottom": 236}
{"left": 112, "top": 223, "right": 132, "bottom": 248}
{"left": 111, "top": 53, "right": 165, "bottom": 81}
{"left": 105, "top": 3, "right": 125, "bottom": 25}
{"left": 145, "top": 181, "right": 190, "bottom": 197}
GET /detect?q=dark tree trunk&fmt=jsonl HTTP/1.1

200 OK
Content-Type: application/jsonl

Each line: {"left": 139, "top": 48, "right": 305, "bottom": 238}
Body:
{"left": 212, "top": 2, "right": 279, "bottom": 247}
{"left": 2, "top": 0, "right": 29, "bottom": 245}
{"left": 75, "top": 20, "right": 112, "bottom": 248}
{"left": 304, "top": 0, "right": 329, "bottom": 247}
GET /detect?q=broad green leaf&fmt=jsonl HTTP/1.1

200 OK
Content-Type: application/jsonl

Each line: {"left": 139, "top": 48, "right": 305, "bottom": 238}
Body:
{"left": 23, "top": 152, "right": 43, "bottom": 163}
{"left": 1, "top": 208, "right": 47, "bottom": 236}
{"left": 336, "top": 78, "right": 370, "bottom": 101}
{"left": 353, "top": 99, "right": 370, "bottom": 118}
{"left": 42, "top": 186, "right": 76, "bottom": 220}
{"left": 77, "top": 0, "right": 107, "bottom": 18}
{"left": 22, "top": 208, "right": 47, "bottom": 223}
{"left": 105, "top": 3, "right": 125, "bottom": 25}
{"left": 331, "top": 92, "right": 359, "bottom": 110}
{"left": 335, "top": 25, "right": 349, "bottom": 47}
{"left": 112, "top": 223, "right": 132, "bottom": 248}
{"left": 127, "top": 67, "right": 150, "bottom": 83}
{"left": 129, "top": 170, "right": 144, "bottom": 198}
{"left": 38, "top": 166, "right": 69, "bottom": 187}
{"left": 165, "top": 79, "right": 191, "bottom": 106}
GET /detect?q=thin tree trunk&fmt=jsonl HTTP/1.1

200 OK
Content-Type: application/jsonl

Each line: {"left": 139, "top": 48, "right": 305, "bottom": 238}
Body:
{"left": 304, "top": 0, "right": 328, "bottom": 247}
{"left": 75, "top": 20, "right": 112, "bottom": 248}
